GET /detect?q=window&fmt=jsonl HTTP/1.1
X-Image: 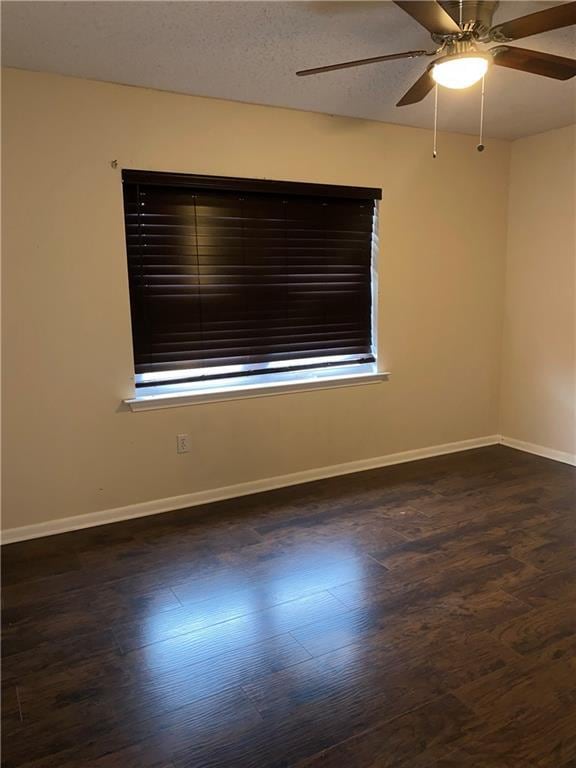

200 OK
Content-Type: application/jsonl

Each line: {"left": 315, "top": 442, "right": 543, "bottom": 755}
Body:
{"left": 122, "top": 170, "right": 382, "bottom": 406}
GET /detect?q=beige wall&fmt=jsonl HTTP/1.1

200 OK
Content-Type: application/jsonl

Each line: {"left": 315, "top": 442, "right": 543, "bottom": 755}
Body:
{"left": 500, "top": 125, "right": 576, "bottom": 458}
{"left": 2, "top": 68, "right": 510, "bottom": 531}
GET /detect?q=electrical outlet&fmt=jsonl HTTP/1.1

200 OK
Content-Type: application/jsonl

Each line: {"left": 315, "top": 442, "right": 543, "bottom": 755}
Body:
{"left": 176, "top": 433, "right": 190, "bottom": 454}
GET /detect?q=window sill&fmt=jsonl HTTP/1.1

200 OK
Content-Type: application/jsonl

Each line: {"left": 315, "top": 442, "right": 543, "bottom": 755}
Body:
{"left": 124, "top": 369, "right": 390, "bottom": 411}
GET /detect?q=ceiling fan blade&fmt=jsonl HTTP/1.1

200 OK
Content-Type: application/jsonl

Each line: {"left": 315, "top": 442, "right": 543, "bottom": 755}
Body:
{"left": 296, "top": 50, "right": 428, "bottom": 76}
{"left": 394, "top": 1, "right": 461, "bottom": 35}
{"left": 491, "top": 46, "right": 576, "bottom": 80}
{"left": 490, "top": 1, "right": 576, "bottom": 42}
{"left": 397, "top": 68, "right": 435, "bottom": 106}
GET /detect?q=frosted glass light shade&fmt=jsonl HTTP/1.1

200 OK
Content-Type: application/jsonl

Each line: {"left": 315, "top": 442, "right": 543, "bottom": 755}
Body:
{"left": 432, "top": 56, "right": 489, "bottom": 89}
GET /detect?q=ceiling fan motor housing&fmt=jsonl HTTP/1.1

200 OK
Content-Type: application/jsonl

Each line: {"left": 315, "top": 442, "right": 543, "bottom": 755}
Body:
{"left": 441, "top": 39, "right": 482, "bottom": 57}
{"left": 434, "top": 0, "right": 500, "bottom": 41}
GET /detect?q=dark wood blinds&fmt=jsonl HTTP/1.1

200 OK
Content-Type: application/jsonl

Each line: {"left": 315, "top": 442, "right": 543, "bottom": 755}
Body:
{"left": 123, "top": 170, "right": 380, "bottom": 387}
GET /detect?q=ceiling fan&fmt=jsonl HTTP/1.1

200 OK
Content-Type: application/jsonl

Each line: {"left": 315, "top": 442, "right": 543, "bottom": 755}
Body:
{"left": 296, "top": 1, "right": 576, "bottom": 106}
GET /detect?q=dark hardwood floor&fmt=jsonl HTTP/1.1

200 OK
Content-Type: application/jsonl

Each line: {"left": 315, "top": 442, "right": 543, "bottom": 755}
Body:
{"left": 2, "top": 445, "right": 575, "bottom": 768}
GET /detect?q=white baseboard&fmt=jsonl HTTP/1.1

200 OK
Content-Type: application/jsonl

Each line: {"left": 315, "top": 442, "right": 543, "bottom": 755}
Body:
{"left": 500, "top": 435, "right": 576, "bottom": 467}
{"left": 1, "top": 435, "right": 499, "bottom": 545}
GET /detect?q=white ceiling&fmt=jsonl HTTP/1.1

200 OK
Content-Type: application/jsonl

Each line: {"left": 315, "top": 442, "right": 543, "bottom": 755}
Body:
{"left": 2, "top": 0, "right": 575, "bottom": 139}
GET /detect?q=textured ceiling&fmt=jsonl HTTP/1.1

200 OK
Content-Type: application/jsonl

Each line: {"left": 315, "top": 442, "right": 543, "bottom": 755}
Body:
{"left": 2, "top": 0, "right": 575, "bottom": 139}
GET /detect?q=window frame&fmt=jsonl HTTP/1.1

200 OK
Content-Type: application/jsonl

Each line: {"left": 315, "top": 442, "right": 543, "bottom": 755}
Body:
{"left": 122, "top": 170, "right": 386, "bottom": 409}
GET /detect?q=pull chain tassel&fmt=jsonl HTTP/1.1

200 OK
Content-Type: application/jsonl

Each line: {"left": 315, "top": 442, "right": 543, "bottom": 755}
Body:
{"left": 477, "top": 74, "right": 486, "bottom": 152}
{"left": 433, "top": 84, "right": 438, "bottom": 158}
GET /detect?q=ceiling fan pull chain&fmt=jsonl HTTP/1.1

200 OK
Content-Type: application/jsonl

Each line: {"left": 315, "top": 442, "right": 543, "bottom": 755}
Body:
{"left": 433, "top": 84, "right": 439, "bottom": 158}
{"left": 477, "top": 74, "right": 486, "bottom": 152}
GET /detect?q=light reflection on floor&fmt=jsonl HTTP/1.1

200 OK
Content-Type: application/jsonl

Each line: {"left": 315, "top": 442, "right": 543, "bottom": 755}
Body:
{"left": 142, "top": 549, "right": 366, "bottom": 709}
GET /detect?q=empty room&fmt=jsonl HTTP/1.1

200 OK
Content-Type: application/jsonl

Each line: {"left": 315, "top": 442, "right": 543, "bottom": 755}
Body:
{"left": 1, "top": 1, "right": 575, "bottom": 766}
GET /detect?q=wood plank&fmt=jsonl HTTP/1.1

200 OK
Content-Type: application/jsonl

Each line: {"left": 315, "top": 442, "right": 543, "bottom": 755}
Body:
{"left": 433, "top": 701, "right": 576, "bottom": 767}
{"left": 505, "top": 568, "right": 576, "bottom": 608}
{"left": 2, "top": 585, "right": 182, "bottom": 656}
{"left": 17, "top": 633, "right": 310, "bottom": 731}
{"left": 492, "top": 601, "right": 576, "bottom": 663}
{"left": 298, "top": 693, "right": 480, "bottom": 767}
{"left": 1, "top": 685, "right": 23, "bottom": 734}
{"left": 2, "top": 687, "right": 260, "bottom": 768}
{"left": 454, "top": 655, "right": 576, "bottom": 734}
{"left": 2, "top": 628, "right": 120, "bottom": 683}
{"left": 172, "top": 553, "right": 387, "bottom": 610}
{"left": 114, "top": 589, "right": 349, "bottom": 652}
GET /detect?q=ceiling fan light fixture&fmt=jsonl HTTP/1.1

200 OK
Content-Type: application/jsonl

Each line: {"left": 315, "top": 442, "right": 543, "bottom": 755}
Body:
{"left": 431, "top": 54, "right": 490, "bottom": 89}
